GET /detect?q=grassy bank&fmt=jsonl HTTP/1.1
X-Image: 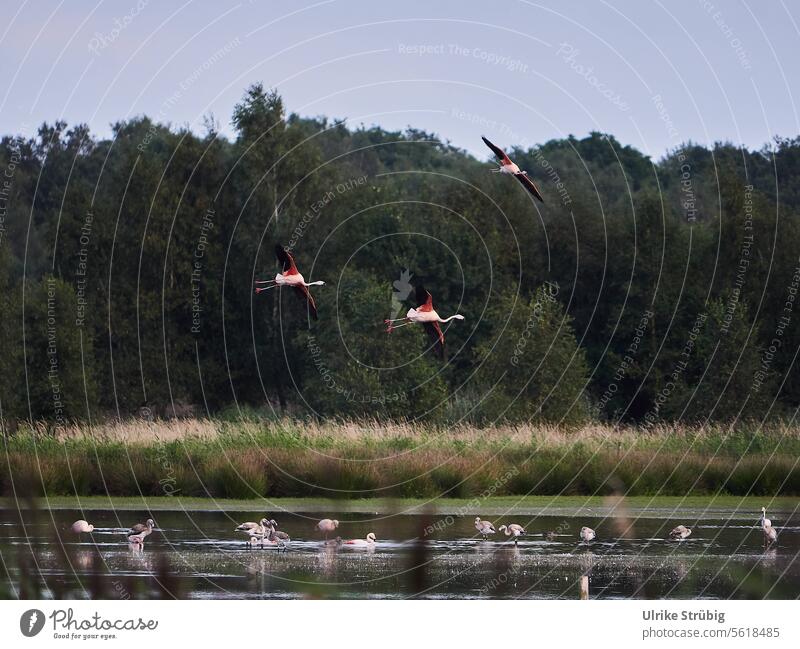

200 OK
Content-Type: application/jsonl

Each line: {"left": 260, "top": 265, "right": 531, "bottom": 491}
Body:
{"left": 13, "top": 495, "right": 799, "bottom": 518}
{"left": 2, "top": 419, "right": 800, "bottom": 498}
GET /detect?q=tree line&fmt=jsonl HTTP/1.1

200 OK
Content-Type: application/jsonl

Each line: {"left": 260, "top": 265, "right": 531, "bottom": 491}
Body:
{"left": 2, "top": 83, "right": 800, "bottom": 428}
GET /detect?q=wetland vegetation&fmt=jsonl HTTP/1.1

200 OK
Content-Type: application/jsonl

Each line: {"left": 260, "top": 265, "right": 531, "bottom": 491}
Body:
{"left": 3, "top": 418, "right": 799, "bottom": 499}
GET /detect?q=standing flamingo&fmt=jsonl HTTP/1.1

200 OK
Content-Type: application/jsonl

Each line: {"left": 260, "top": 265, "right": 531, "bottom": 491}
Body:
{"left": 236, "top": 518, "right": 270, "bottom": 545}
{"left": 482, "top": 136, "right": 544, "bottom": 203}
{"left": 384, "top": 285, "right": 465, "bottom": 358}
{"left": 760, "top": 508, "right": 778, "bottom": 546}
{"left": 268, "top": 519, "right": 290, "bottom": 542}
{"left": 343, "top": 533, "right": 376, "bottom": 546}
{"left": 255, "top": 244, "right": 325, "bottom": 320}
{"left": 498, "top": 523, "right": 526, "bottom": 544}
{"left": 129, "top": 519, "right": 155, "bottom": 538}
{"left": 235, "top": 519, "right": 268, "bottom": 533}
{"left": 763, "top": 524, "right": 778, "bottom": 545}
{"left": 760, "top": 507, "right": 772, "bottom": 529}
{"left": 668, "top": 525, "right": 692, "bottom": 540}
{"left": 579, "top": 526, "right": 596, "bottom": 542}
{"left": 474, "top": 517, "right": 496, "bottom": 539}
{"left": 71, "top": 520, "right": 94, "bottom": 534}
{"left": 316, "top": 518, "right": 339, "bottom": 540}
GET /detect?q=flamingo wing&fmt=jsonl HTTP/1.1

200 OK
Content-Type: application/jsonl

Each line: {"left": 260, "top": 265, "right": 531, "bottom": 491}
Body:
{"left": 275, "top": 244, "right": 298, "bottom": 274}
{"left": 415, "top": 284, "right": 434, "bottom": 310}
{"left": 482, "top": 136, "right": 512, "bottom": 165}
{"left": 423, "top": 321, "right": 445, "bottom": 359}
{"left": 293, "top": 284, "right": 318, "bottom": 320}
{"left": 513, "top": 172, "right": 544, "bottom": 203}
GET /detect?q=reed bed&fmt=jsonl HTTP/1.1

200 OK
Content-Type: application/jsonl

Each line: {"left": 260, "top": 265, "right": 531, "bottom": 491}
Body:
{"left": 3, "top": 418, "right": 799, "bottom": 498}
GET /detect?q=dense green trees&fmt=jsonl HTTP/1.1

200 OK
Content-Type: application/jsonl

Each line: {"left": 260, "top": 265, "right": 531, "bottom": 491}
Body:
{"left": 475, "top": 285, "right": 590, "bottom": 425}
{"left": 2, "top": 84, "right": 799, "bottom": 427}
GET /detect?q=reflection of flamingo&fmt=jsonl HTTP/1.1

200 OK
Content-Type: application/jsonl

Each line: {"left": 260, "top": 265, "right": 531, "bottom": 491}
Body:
{"left": 384, "top": 285, "right": 465, "bottom": 359}
{"left": 580, "top": 527, "right": 596, "bottom": 542}
{"left": 71, "top": 520, "right": 94, "bottom": 534}
{"left": 255, "top": 245, "right": 325, "bottom": 320}
{"left": 498, "top": 523, "right": 526, "bottom": 544}
{"left": 344, "top": 532, "right": 376, "bottom": 546}
{"left": 474, "top": 517, "right": 496, "bottom": 539}
{"left": 316, "top": 518, "right": 339, "bottom": 540}
{"left": 128, "top": 532, "right": 147, "bottom": 548}
{"left": 481, "top": 136, "right": 544, "bottom": 203}
{"left": 323, "top": 536, "right": 343, "bottom": 547}
{"left": 669, "top": 525, "right": 692, "bottom": 540}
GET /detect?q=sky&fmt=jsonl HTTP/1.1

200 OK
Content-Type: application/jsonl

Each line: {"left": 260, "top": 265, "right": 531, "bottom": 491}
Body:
{"left": 2, "top": 0, "right": 799, "bottom": 159}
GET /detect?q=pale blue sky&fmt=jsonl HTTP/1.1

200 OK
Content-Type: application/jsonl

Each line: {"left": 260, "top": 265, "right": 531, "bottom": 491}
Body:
{"left": 2, "top": 0, "right": 798, "bottom": 158}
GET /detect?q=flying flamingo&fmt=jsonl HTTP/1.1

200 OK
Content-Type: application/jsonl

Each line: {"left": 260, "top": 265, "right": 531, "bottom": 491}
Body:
{"left": 482, "top": 135, "right": 544, "bottom": 203}
{"left": 384, "top": 285, "right": 465, "bottom": 358}
{"left": 255, "top": 244, "right": 325, "bottom": 320}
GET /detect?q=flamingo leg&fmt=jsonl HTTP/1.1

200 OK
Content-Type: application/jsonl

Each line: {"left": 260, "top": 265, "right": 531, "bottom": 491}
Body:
{"left": 255, "top": 285, "right": 278, "bottom": 294}
{"left": 387, "top": 321, "right": 414, "bottom": 329}
{"left": 254, "top": 279, "right": 277, "bottom": 284}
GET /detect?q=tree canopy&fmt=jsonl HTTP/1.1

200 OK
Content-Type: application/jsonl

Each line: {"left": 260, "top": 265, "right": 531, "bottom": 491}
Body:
{"left": 2, "top": 84, "right": 799, "bottom": 427}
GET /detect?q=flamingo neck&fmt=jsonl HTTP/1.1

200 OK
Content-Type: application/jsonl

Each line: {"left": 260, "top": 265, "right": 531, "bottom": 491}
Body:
{"left": 439, "top": 314, "right": 463, "bottom": 323}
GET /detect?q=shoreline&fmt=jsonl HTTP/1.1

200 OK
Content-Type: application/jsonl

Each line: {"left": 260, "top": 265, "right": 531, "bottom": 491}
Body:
{"left": 6, "top": 494, "right": 798, "bottom": 519}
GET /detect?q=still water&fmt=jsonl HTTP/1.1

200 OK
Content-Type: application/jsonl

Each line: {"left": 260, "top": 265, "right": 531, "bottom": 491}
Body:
{"left": 1, "top": 507, "right": 798, "bottom": 599}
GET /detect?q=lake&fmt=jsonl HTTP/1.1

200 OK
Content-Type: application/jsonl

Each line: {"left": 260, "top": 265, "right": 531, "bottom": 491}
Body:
{"left": 1, "top": 504, "right": 797, "bottom": 599}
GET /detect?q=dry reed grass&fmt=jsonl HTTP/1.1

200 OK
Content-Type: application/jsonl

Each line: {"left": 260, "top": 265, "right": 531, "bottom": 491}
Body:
{"left": 4, "top": 418, "right": 798, "bottom": 499}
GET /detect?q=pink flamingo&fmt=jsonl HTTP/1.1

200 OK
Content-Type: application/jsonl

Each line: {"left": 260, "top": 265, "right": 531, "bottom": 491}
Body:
{"left": 384, "top": 285, "right": 464, "bottom": 358}
{"left": 255, "top": 245, "right": 325, "bottom": 320}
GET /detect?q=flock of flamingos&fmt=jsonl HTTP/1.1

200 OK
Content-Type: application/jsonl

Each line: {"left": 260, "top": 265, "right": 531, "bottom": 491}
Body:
{"left": 66, "top": 136, "right": 782, "bottom": 556}
{"left": 67, "top": 506, "right": 779, "bottom": 550}
{"left": 253, "top": 137, "right": 541, "bottom": 357}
